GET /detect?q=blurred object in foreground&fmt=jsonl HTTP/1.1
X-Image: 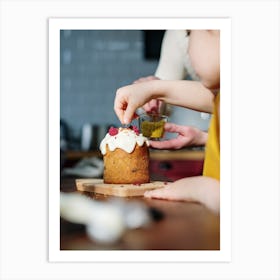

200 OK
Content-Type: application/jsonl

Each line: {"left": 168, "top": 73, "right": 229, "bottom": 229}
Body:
{"left": 62, "top": 157, "right": 103, "bottom": 178}
{"left": 60, "top": 192, "right": 162, "bottom": 244}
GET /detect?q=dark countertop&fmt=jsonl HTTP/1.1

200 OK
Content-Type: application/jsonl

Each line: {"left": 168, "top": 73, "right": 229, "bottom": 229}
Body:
{"left": 60, "top": 177, "right": 220, "bottom": 250}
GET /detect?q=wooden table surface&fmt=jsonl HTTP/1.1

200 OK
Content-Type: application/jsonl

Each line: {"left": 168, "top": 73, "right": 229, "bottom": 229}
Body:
{"left": 60, "top": 177, "right": 220, "bottom": 250}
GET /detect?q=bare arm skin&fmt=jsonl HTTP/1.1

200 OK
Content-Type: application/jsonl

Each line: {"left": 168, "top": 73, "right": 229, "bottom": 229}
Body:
{"left": 114, "top": 79, "right": 214, "bottom": 124}
{"left": 149, "top": 122, "right": 208, "bottom": 149}
{"left": 144, "top": 176, "right": 220, "bottom": 214}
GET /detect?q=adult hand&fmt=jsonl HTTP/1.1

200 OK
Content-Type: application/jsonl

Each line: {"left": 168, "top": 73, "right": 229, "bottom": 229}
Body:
{"left": 133, "top": 76, "right": 164, "bottom": 114}
{"left": 149, "top": 122, "right": 208, "bottom": 149}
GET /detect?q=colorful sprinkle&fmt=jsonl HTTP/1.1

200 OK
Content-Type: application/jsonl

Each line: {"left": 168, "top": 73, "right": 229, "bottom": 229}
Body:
{"left": 108, "top": 126, "right": 118, "bottom": 136}
{"left": 132, "top": 125, "right": 140, "bottom": 135}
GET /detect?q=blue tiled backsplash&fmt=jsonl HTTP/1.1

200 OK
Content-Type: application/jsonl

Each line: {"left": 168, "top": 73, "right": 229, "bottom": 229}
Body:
{"left": 60, "top": 30, "right": 158, "bottom": 148}
{"left": 60, "top": 30, "right": 209, "bottom": 150}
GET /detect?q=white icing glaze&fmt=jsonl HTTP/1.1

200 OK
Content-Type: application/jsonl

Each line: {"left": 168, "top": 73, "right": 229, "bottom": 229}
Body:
{"left": 99, "top": 128, "right": 149, "bottom": 155}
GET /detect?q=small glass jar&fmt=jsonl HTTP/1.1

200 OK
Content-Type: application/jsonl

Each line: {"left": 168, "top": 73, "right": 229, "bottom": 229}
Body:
{"left": 138, "top": 114, "right": 168, "bottom": 140}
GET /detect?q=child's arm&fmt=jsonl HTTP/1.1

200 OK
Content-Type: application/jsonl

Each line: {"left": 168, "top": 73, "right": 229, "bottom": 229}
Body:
{"left": 144, "top": 176, "right": 220, "bottom": 214}
{"left": 114, "top": 79, "right": 214, "bottom": 124}
{"left": 133, "top": 76, "right": 163, "bottom": 114}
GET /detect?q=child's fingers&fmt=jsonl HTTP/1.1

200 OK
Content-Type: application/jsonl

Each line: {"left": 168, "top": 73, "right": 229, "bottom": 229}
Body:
{"left": 114, "top": 88, "right": 136, "bottom": 124}
{"left": 144, "top": 187, "right": 172, "bottom": 199}
{"left": 123, "top": 104, "right": 138, "bottom": 125}
{"left": 114, "top": 98, "right": 126, "bottom": 124}
{"left": 144, "top": 185, "right": 192, "bottom": 201}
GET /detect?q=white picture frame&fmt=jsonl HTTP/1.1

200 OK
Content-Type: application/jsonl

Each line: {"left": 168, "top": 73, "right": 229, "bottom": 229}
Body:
{"left": 49, "top": 17, "right": 232, "bottom": 262}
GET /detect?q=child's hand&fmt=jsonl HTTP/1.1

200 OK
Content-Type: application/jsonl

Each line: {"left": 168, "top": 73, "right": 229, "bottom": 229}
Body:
{"left": 133, "top": 76, "right": 163, "bottom": 114}
{"left": 149, "top": 122, "right": 208, "bottom": 149}
{"left": 114, "top": 81, "right": 157, "bottom": 124}
{"left": 144, "top": 176, "right": 220, "bottom": 214}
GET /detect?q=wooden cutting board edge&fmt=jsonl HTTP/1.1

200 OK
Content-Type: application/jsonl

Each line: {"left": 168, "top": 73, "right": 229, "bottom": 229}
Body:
{"left": 75, "top": 178, "right": 166, "bottom": 197}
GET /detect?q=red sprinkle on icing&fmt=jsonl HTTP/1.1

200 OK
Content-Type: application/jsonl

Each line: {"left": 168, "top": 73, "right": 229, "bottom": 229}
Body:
{"left": 132, "top": 125, "right": 140, "bottom": 135}
{"left": 108, "top": 126, "right": 118, "bottom": 136}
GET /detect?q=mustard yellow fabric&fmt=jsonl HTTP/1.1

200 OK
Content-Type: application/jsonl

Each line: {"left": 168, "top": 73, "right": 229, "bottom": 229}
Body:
{"left": 203, "top": 92, "right": 220, "bottom": 180}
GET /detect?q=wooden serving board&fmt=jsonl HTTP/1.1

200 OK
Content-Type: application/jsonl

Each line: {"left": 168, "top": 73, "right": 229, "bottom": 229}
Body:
{"left": 75, "top": 178, "right": 167, "bottom": 197}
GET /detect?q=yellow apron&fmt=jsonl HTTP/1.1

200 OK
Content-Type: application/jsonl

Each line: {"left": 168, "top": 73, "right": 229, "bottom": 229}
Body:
{"left": 203, "top": 92, "right": 220, "bottom": 180}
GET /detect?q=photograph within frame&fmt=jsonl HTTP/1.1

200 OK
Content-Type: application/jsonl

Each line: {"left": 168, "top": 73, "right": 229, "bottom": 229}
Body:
{"left": 49, "top": 17, "right": 231, "bottom": 262}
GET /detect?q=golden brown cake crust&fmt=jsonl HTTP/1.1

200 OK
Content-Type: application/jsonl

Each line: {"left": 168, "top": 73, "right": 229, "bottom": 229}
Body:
{"left": 103, "top": 144, "right": 150, "bottom": 184}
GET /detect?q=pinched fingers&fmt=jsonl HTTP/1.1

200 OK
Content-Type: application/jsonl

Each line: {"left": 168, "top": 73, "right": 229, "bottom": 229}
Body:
{"left": 114, "top": 81, "right": 158, "bottom": 124}
{"left": 114, "top": 90, "right": 127, "bottom": 124}
{"left": 114, "top": 87, "right": 138, "bottom": 124}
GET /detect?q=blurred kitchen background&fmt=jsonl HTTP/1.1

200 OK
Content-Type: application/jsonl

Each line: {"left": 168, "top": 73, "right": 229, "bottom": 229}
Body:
{"left": 60, "top": 30, "right": 210, "bottom": 152}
